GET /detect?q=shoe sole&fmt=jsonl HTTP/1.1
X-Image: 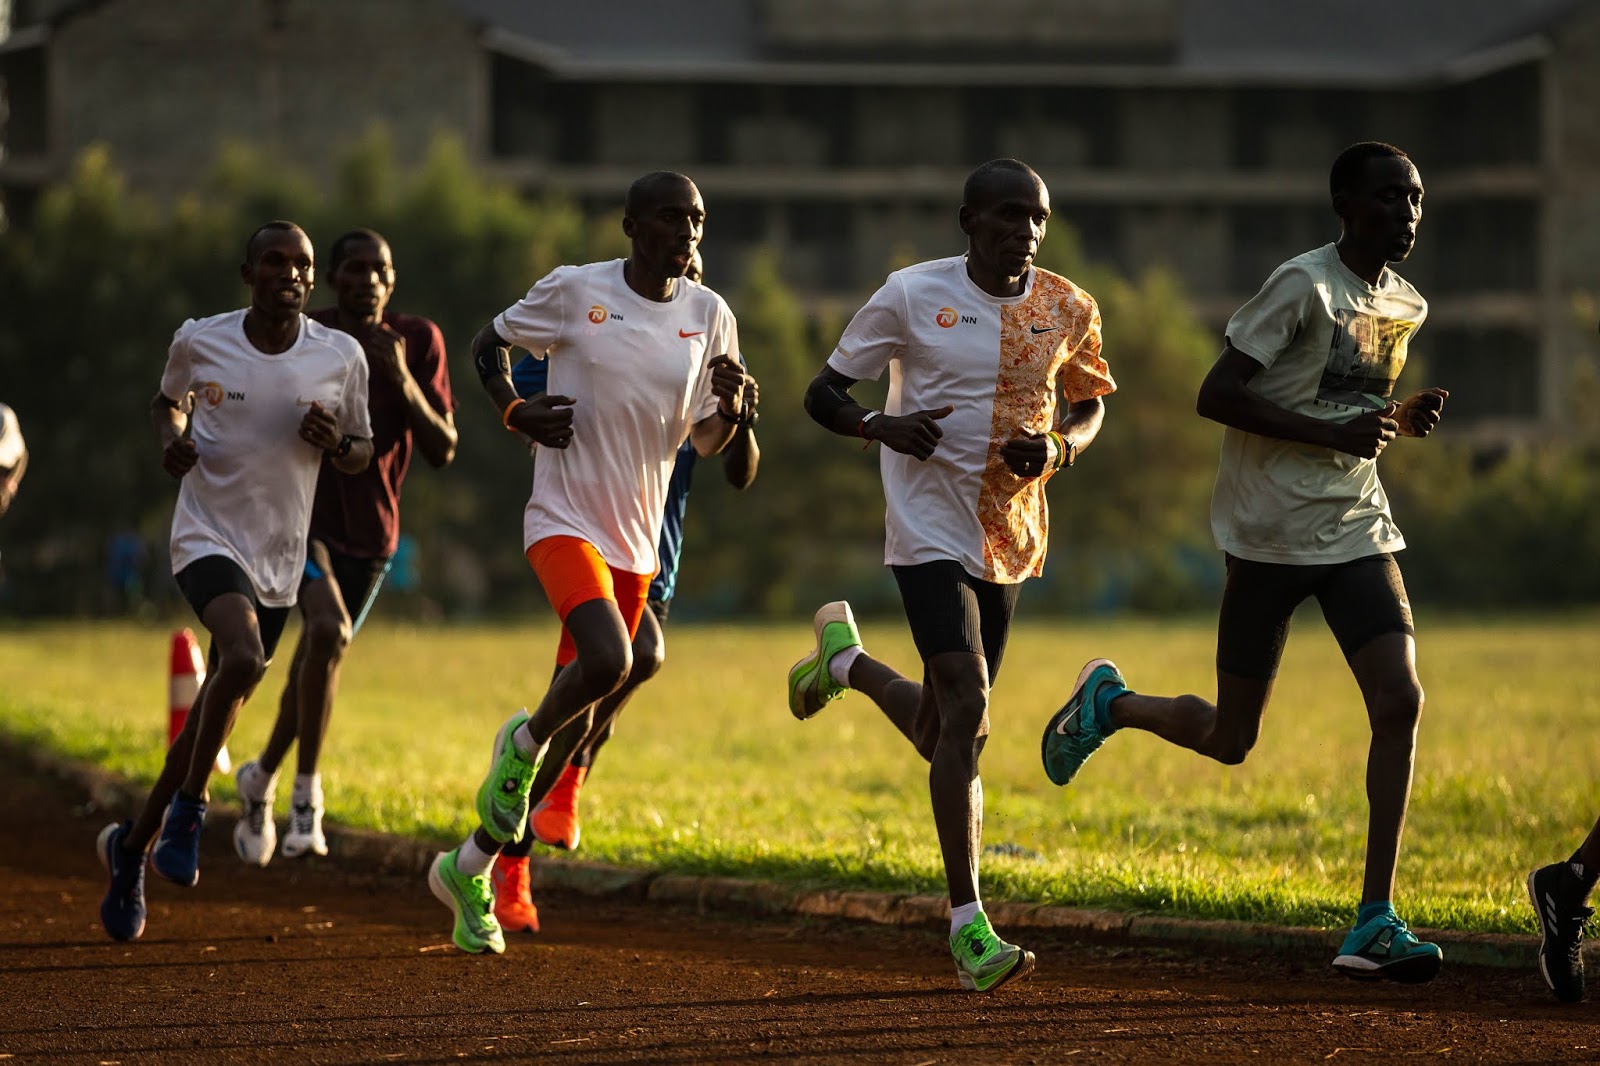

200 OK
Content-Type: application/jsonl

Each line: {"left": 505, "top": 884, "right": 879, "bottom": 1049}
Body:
{"left": 280, "top": 835, "right": 328, "bottom": 859}
{"left": 957, "top": 948, "right": 1037, "bottom": 992}
{"left": 233, "top": 816, "right": 276, "bottom": 867}
{"left": 1332, "top": 951, "right": 1442, "bottom": 984}
{"left": 476, "top": 712, "right": 530, "bottom": 844}
{"left": 1039, "top": 658, "right": 1116, "bottom": 786}
{"left": 787, "top": 601, "right": 854, "bottom": 721}
{"left": 531, "top": 818, "right": 580, "bottom": 851}
{"left": 427, "top": 854, "right": 504, "bottom": 956}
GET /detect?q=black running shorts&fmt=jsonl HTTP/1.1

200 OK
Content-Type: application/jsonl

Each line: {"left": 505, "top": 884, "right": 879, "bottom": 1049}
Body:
{"left": 301, "top": 539, "right": 391, "bottom": 637}
{"left": 173, "top": 555, "right": 291, "bottom": 669}
{"left": 891, "top": 560, "right": 1021, "bottom": 682}
{"left": 1216, "top": 552, "right": 1415, "bottom": 681}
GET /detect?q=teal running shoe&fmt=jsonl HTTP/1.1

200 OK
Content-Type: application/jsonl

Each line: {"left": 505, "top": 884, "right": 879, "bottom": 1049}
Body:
{"left": 1333, "top": 910, "right": 1442, "bottom": 983}
{"left": 951, "top": 912, "right": 1035, "bottom": 992}
{"left": 427, "top": 849, "right": 505, "bottom": 955}
{"left": 787, "top": 601, "right": 861, "bottom": 720}
{"left": 475, "top": 710, "right": 540, "bottom": 844}
{"left": 1041, "top": 658, "right": 1128, "bottom": 786}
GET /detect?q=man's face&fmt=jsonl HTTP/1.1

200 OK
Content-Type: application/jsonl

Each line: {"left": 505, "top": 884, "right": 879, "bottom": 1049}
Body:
{"left": 1341, "top": 156, "right": 1424, "bottom": 264}
{"left": 686, "top": 249, "right": 704, "bottom": 284}
{"left": 962, "top": 171, "right": 1051, "bottom": 281}
{"left": 331, "top": 237, "right": 395, "bottom": 321}
{"left": 243, "top": 228, "right": 315, "bottom": 318}
{"left": 626, "top": 180, "right": 705, "bottom": 280}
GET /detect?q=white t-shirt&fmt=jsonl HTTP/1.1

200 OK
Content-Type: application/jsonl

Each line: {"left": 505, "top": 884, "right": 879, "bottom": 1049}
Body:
{"left": 828, "top": 256, "right": 1115, "bottom": 584}
{"left": 160, "top": 310, "right": 371, "bottom": 607}
{"left": 1213, "top": 243, "right": 1428, "bottom": 565}
{"left": 494, "top": 259, "right": 736, "bottom": 575}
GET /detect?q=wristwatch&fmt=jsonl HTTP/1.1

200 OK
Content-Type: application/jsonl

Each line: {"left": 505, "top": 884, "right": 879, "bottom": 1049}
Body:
{"left": 332, "top": 434, "right": 354, "bottom": 459}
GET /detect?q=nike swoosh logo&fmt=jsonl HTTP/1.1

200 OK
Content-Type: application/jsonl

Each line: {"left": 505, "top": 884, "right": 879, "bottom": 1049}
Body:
{"left": 1029, "top": 325, "right": 1060, "bottom": 335}
{"left": 1055, "top": 710, "right": 1078, "bottom": 735}
{"left": 679, "top": 329, "right": 705, "bottom": 338}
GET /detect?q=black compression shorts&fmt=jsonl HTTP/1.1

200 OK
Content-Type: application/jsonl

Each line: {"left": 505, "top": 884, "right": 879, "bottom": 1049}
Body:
{"left": 891, "top": 560, "right": 1021, "bottom": 683}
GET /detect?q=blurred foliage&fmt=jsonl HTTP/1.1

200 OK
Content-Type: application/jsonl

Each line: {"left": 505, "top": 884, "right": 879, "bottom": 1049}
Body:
{"left": 2, "top": 136, "right": 1596, "bottom": 618}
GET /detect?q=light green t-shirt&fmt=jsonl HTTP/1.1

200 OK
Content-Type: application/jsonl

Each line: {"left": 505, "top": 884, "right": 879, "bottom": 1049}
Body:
{"left": 1210, "top": 243, "right": 1428, "bottom": 566}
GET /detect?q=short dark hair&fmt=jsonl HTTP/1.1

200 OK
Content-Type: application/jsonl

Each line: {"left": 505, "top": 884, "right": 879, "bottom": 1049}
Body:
{"left": 1329, "top": 142, "right": 1410, "bottom": 199}
{"left": 625, "top": 171, "right": 695, "bottom": 217}
{"left": 962, "top": 158, "right": 1042, "bottom": 211}
{"left": 328, "top": 228, "right": 389, "bottom": 273}
{"left": 243, "top": 220, "right": 306, "bottom": 264}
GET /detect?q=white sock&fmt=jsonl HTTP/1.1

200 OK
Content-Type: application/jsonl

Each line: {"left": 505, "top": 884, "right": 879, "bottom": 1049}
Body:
{"left": 510, "top": 721, "right": 547, "bottom": 762}
{"left": 292, "top": 772, "right": 321, "bottom": 808}
{"left": 828, "top": 645, "right": 864, "bottom": 688}
{"left": 456, "top": 837, "right": 495, "bottom": 877}
{"left": 950, "top": 900, "right": 983, "bottom": 936}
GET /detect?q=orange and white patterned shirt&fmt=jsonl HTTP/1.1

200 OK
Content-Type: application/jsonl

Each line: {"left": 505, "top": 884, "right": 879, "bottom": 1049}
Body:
{"left": 828, "top": 256, "right": 1114, "bottom": 584}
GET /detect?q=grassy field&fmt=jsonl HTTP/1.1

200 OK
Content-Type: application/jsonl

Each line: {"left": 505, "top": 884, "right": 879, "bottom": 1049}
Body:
{"left": 2, "top": 613, "right": 1596, "bottom": 935}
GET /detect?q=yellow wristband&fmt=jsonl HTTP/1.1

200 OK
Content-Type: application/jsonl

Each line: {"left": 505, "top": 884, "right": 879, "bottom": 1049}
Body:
{"left": 501, "top": 397, "right": 525, "bottom": 430}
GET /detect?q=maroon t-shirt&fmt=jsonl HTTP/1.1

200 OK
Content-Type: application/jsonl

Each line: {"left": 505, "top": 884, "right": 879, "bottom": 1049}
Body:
{"left": 307, "top": 308, "right": 455, "bottom": 559}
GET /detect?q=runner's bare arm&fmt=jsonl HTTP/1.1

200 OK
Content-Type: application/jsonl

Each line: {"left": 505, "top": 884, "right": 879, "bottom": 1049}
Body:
{"left": 298, "top": 401, "right": 373, "bottom": 474}
{"left": 151, "top": 392, "right": 198, "bottom": 479}
{"left": 473, "top": 322, "right": 575, "bottom": 448}
{"left": 804, "top": 365, "right": 952, "bottom": 461}
{"left": 721, "top": 377, "right": 759, "bottom": 489}
{"left": 362, "top": 324, "right": 457, "bottom": 468}
{"left": 688, "top": 354, "right": 745, "bottom": 458}
{"left": 1198, "top": 344, "right": 1400, "bottom": 460}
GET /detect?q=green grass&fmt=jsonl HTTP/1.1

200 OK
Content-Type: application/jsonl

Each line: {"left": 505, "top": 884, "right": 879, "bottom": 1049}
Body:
{"left": 3, "top": 613, "right": 1597, "bottom": 935}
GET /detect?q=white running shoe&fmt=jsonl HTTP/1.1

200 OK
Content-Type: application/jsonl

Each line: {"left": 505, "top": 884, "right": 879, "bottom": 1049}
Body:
{"left": 281, "top": 800, "right": 328, "bottom": 858}
{"left": 232, "top": 761, "right": 277, "bottom": 867}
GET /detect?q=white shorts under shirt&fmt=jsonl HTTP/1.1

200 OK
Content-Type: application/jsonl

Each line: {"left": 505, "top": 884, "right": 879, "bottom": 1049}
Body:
{"left": 828, "top": 256, "right": 1115, "bottom": 584}
{"left": 160, "top": 310, "right": 371, "bottom": 607}
{"left": 494, "top": 259, "right": 737, "bottom": 575}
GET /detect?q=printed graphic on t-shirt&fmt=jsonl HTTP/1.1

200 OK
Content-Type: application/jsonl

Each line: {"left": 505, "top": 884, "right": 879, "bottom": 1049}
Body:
{"left": 1318, "top": 308, "right": 1419, "bottom": 410}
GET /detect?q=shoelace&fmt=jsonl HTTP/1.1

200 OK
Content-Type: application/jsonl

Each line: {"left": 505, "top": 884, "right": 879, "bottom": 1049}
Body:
{"left": 1567, "top": 912, "right": 1592, "bottom": 967}
{"left": 289, "top": 804, "right": 316, "bottom": 836}
{"left": 465, "top": 873, "right": 495, "bottom": 921}
{"left": 245, "top": 797, "right": 268, "bottom": 833}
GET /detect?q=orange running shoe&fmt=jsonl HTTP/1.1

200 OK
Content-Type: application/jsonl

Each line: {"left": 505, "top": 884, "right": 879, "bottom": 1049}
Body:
{"left": 490, "top": 854, "right": 539, "bottom": 934}
{"left": 531, "top": 765, "right": 587, "bottom": 850}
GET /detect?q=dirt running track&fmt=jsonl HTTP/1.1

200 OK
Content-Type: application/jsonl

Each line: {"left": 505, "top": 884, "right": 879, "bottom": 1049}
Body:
{"left": 3, "top": 762, "right": 1599, "bottom": 1064}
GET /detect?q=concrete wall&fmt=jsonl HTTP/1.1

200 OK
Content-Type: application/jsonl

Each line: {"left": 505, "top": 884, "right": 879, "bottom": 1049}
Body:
{"left": 50, "top": 0, "right": 480, "bottom": 194}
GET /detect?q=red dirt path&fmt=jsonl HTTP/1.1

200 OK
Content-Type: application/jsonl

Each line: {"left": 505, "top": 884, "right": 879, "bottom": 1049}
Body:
{"left": 3, "top": 759, "right": 1598, "bottom": 1064}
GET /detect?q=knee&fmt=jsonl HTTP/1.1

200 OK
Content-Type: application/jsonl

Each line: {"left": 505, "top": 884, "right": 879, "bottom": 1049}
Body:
{"left": 215, "top": 643, "right": 268, "bottom": 689}
{"left": 630, "top": 635, "right": 665, "bottom": 686}
{"left": 304, "top": 614, "right": 352, "bottom": 662}
{"left": 580, "top": 642, "right": 633, "bottom": 697}
{"left": 1372, "top": 681, "right": 1424, "bottom": 738}
{"left": 937, "top": 691, "right": 990, "bottom": 749}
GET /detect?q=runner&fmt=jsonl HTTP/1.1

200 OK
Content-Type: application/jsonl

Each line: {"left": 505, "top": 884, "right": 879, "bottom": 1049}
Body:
{"left": 492, "top": 250, "right": 760, "bottom": 934}
{"left": 233, "top": 228, "right": 456, "bottom": 866}
{"left": 428, "top": 171, "right": 750, "bottom": 954}
{"left": 97, "top": 221, "right": 373, "bottom": 941}
{"left": 1529, "top": 818, "right": 1600, "bottom": 1002}
{"left": 1041, "top": 141, "right": 1450, "bottom": 984}
{"left": 786, "top": 158, "right": 1114, "bottom": 992}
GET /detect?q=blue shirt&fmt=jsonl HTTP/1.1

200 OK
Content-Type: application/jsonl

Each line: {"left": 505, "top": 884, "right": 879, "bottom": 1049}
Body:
{"left": 513, "top": 354, "right": 694, "bottom": 603}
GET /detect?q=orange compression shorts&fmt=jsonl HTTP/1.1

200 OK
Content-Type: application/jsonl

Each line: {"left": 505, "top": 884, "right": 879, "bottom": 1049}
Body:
{"left": 526, "top": 535, "right": 653, "bottom": 666}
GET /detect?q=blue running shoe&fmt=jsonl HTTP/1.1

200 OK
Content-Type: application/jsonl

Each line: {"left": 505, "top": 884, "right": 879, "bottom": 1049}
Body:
{"left": 151, "top": 793, "right": 206, "bottom": 887}
{"left": 97, "top": 821, "right": 147, "bottom": 942}
{"left": 1041, "top": 658, "right": 1128, "bottom": 787}
{"left": 1333, "top": 910, "right": 1442, "bottom": 983}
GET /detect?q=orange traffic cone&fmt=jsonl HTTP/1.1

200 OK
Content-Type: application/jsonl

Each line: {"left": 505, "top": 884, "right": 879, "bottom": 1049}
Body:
{"left": 168, "top": 628, "right": 230, "bottom": 773}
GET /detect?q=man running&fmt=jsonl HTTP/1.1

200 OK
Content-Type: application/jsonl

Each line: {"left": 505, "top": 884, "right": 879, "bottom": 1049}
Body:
{"left": 428, "top": 171, "right": 750, "bottom": 954}
{"left": 233, "top": 228, "right": 457, "bottom": 866}
{"left": 786, "top": 158, "right": 1114, "bottom": 992}
{"left": 1041, "top": 141, "right": 1449, "bottom": 984}
{"left": 97, "top": 221, "right": 373, "bottom": 941}
{"left": 492, "top": 250, "right": 760, "bottom": 934}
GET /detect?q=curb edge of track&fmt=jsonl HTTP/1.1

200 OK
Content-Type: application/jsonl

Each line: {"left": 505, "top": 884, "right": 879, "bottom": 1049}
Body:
{"left": 23, "top": 738, "right": 1549, "bottom": 972}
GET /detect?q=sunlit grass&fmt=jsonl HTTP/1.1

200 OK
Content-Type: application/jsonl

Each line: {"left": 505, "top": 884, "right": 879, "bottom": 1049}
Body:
{"left": 4, "top": 612, "right": 1596, "bottom": 934}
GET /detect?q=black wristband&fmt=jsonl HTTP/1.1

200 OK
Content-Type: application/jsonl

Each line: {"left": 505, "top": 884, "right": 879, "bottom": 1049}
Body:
{"left": 333, "top": 434, "right": 354, "bottom": 458}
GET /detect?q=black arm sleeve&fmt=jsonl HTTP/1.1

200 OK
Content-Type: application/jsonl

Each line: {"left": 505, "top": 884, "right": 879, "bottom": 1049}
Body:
{"left": 803, "top": 371, "right": 857, "bottom": 431}
{"left": 472, "top": 326, "right": 513, "bottom": 385}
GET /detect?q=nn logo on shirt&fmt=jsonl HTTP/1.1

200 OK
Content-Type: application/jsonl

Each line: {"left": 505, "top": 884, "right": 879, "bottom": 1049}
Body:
{"left": 587, "top": 304, "right": 624, "bottom": 325}
{"left": 200, "top": 381, "right": 243, "bottom": 406}
{"left": 935, "top": 307, "right": 977, "bottom": 328}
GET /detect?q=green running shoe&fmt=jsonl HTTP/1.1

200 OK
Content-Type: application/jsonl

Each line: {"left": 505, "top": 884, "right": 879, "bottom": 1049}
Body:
{"left": 1041, "top": 658, "right": 1128, "bottom": 787}
{"left": 787, "top": 601, "right": 861, "bottom": 721}
{"left": 475, "top": 710, "right": 541, "bottom": 844}
{"left": 951, "top": 912, "right": 1035, "bottom": 992}
{"left": 427, "top": 848, "right": 505, "bottom": 955}
{"left": 1332, "top": 910, "right": 1442, "bottom": 984}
